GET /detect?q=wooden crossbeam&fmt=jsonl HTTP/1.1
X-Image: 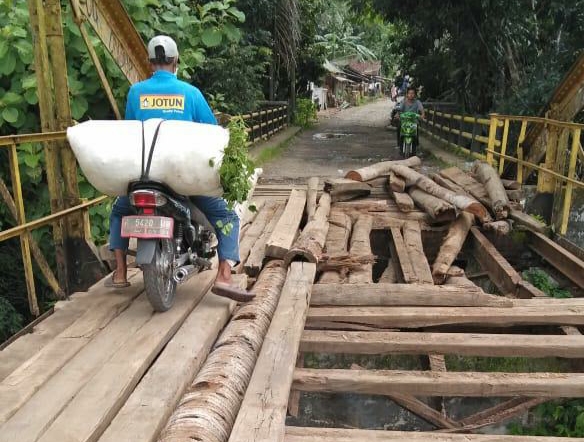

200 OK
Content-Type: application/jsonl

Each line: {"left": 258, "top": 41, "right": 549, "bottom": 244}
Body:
{"left": 292, "top": 368, "right": 584, "bottom": 397}
{"left": 299, "top": 331, "right": 584, "bottom": 358}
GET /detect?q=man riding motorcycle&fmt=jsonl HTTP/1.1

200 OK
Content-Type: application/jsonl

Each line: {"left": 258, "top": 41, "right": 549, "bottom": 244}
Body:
{"left": 393, "top": 86, "right": 425, "bottom": 155}
{"left": 106, "top": 35, "right": 254, "bottom": 302}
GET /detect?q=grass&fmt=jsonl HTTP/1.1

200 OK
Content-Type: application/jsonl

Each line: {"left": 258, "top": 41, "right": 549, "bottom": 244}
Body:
{"left": 445, "top": 355, "right": 573, "bottom": 373}
{"left": 252, "top": 135, "right": 295, "bottom": 167}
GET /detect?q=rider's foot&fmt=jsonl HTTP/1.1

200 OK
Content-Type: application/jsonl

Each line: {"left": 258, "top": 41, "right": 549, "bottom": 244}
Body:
{"left": 211, "top": 260, "right": 255, "bottom": 302}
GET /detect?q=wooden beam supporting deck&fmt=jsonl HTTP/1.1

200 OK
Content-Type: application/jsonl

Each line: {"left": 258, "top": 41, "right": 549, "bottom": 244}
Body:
{"left": 292, "top": 368, "right": 584, "bottom": 397}
{"left": 285, "top": 426, "right": 572, "bottom": 442}
{"left": 299, "top": 331, "right": 584, "bottom": 358}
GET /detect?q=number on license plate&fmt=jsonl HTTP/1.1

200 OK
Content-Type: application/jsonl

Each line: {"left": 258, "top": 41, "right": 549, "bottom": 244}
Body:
{"left": 121, "top": 216, "right": 174, "bottom": 239}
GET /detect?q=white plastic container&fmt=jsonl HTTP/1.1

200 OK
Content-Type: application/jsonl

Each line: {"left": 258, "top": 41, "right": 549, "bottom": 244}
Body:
{"left": 67, "top": 119, "right": 227, "bottom": 197}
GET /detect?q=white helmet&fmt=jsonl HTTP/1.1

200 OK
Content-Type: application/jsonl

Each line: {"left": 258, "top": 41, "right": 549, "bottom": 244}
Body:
{"left": 147, "top": 35, "right": 179, "bottom": 63}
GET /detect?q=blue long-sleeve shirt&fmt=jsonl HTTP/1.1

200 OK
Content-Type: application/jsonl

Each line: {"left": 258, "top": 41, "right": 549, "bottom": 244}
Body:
{"left": 125, "top": 70, "right": 217, "bottom": 124}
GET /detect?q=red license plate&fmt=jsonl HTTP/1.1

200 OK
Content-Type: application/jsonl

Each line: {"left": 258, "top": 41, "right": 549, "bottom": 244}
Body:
{"left": 121, "top": 216, "right": 174, "bottom": 239}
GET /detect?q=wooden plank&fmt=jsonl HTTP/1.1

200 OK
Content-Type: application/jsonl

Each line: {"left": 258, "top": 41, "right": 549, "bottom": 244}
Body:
{"left": 237, "top": 202, "right": 279, "bottom": 271}
{"left": 390, "top": 227, "right": 418, "bottom": 283}
{"left": 36, "top": 270, "right": 216, "bottom": 442}
{"left": 510, "top": 209, "right": 548, "bottom": 233}
{"left": 306, "top": 305, "right": 584, "bottom": 329}
{"left": 0, "top": 275, "right": 144, "bottom": 424}
{"left": 432, "top": 213, "right": 475, "bottom": 284}
{"left": 348, "top": 215, "right": 373, "bottom": 284}
{"left": 0, "top": 296, "right": 154, "bottom": 442}
{"left": 266, "top": 189, "right": 307, "bottom": 259}
{"left": 287, "top": 353, "right": 304, "bottom": 418}
{"left": 310, "top": 283, "right": 511, "bottom": 307}
{"left": 306, "top": 177, "right": 319, "bottom": 219}
{"left": 292, "top": 368, "right": 584, "bottom": 397}
{"left": 98, "top": 276, "right": 245, "bottom": 442}
{"left": 299, "top": 331, "right": 584, "bottom": 358}
{"left": 244, "top": 205, "right": 284, "bottom": 276}
{"left": 529, "top": 231, "right": 584, "bottom": 289}
{"left": 285, "top": 427, "right": 571, "bottom": 442}
{"left": 393, "top": 192, "right": 415, "bottom": 212}
{"left": 403, "top": 223, "right": 433, "bottom": 284}
{"left": 319, "top": 211, "right": 352, "bottom": 283}
{"left": 229, "top": 262, "right": 316, "bottom": 442}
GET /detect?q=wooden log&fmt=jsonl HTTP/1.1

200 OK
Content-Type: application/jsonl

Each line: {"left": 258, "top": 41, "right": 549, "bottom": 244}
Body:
{"left": 285, "top": 426, "right": 574, "bottom": 442}
{"left": 390, "top": 165, "right": 489, "bottom": 222}
{"left": 244, "top": 205, "right": 284, "bottom": 276}
{"left": 483, "top": 220, "right": 512, "bottom": 236}
{"left": 229, "top": 262, "right": 317, "bottom": 442}
{"left": 392, "top": 192, "right": 415, "bottom": 212}
{"left": 346, "top": 156, "right": 422, "bottom": 182}
{"left": 35, "top": 271, "right": 216, "bottom": 442}
{"left": 510, "top": 209, "right": 548, "bottom": 233}
{"left": 348, "top": 215, "right": 373, "bottom": 284}
{"left": 388, "top": 172, "right": 406, "bottom": 193}
{"left": 501, "top": 179, "right": 521, "bottom": 190}
{"left": 431, "top": 173, "right": 469, "bottom": 196}
{"left": 237, "top": 202, "right": 279, "bottom": 272}
{"left": 472, "top": 161, "right": 511, "bottom": 219}
{"left": 285, "top": 193, "right": 331, "bottom": 266}
{"left": 306, "top": 177, "right": 319, "bottom": 220}
{"left": 323, "top": 178, "right": 371, "bottom": 194}
{"left": 403, "top": 222, "right": 433, "bottom": 284}
{"left": 293, "top": 368, "right": 584, "bottom": 397}
{"left": 158, "top": 261, "right": 287, "bottom": 442}
{"left": 390, "top": 227, "right": 418, "bottom": 283}
{"left": 265, "top": 189, "right": 307, "bottom": 259}
{"left": 92, "top": 276, "right": 245, "bottom": 442}
{"left": 432, "top": 212, "right": 474, "bottom": 284}
{"left": 319, "top": 211, "right": 352, "bottom": 283}
{"left": 310, "top": 283, "right": 512, "bottom": 307}
{"left": 306, "top": 304, "right": 584, "bottom": 329}
{"left": 529, "top": 231, "right": 584, "bottom": 288}
{"left": 318, "top": 254, "right": 375, "bottom": 272}
{"left": 409, "top": 187, "right": 457, "bottom": 222}
{"left": 299, "top": 330, "right": 584, "bottom": 358}
{"left": 506, "top": 189, "right": 523, "bottom": 202}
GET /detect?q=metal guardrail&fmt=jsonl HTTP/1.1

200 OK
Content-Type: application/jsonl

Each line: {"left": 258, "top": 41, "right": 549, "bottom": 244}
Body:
{"left": 421, "top": 109, "right": 584, "bottom": 236}
{"left": 0, "top": 105, "right": 289, "bottom": 316}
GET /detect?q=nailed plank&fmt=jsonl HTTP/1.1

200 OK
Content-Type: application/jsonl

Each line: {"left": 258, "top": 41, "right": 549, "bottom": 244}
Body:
{"left": 266, "top": 189, "right": 307, "bottom": 259}
{"left": 244, "top": 205, "right": 285, "bottom": 276}
{"left": 306, "top": 305, "right": 584, "bottom": 329}
{"left": 36, "top": 270, "right": 216, "bottom": 442}
{"left": 0, "top": 275, "right": 144, "bottom": 425}
{"left": 98, "top": 276, "right": 245, "bottom": 442}
{"left": 292, "top": 368, "right": 584, "bottom": 397}
{"left": 390, "top": 227, "right": 418, "bottom": 283}
{"left": 403, "top": 223, "right": 433, "bottom": 284}
{"left": 299, "top": 331, "right": 584, "bottom": 358}
{"left": 310, "top": 283, "right": 511, "bottom": 307}
{"left": 229, "top": 262, "right": 317, "bottom": 442}
{"left": 0, "top": 295, "right": 154, "bottom": 442}
{"left": 529, "top": 231, "right": 584, "bottom": 289}
{"left": 285, "top": 426, "right": 571, "bottom": 442}
{"left": 348, "top": 215, "right": 373, "bottom": 284}
{"left": 157, "top": 261, "right": 287, "bottom": 442}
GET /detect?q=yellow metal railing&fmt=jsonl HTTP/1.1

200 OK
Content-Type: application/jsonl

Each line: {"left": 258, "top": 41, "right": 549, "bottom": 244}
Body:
{"left": 421, "top": 110, "right": 584, "bottom": 236}
{"left": 0, "top": 106, "right": 289, "bottom": 316}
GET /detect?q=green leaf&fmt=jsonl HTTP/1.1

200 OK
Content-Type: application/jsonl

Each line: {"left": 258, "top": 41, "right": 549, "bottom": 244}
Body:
{"left": 2, "top": 107, "right": 19, "bottom": 123}
{"left": 21, "top": 75, "right": 36, "bottom": 90}
{"left": 223, "top": 22, "right": 241, "bottom": 42}
{"left": 0, "top": 39, "right": 8, "bottom": 58}
{"left": 0, "top": 51, "right": 17, "bottom": 76}
{"left": 24, "top": 88, "right": 38, "bottom": 105}
{"left": 208, "top": 158, "right": 215, "bottom": 167}
{"left": 23, "top": 153, "right": 41, "bottom": 169}
{"left": 2, "top": 91, "right": 23, "bottom": 105}
{"left": 201, "top": 28, "right": 223, "bottom": 47}
{"left": 71, "top": 95, "right": 89, "bottom": 120}
{"left": 227, "top": 7, "right": 245, "bottom": 22}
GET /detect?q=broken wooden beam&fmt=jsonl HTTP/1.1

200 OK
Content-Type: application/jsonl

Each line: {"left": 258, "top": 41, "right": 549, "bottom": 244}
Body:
{"left": 265, "top": 189, "right": 307, "bottom": 259}
{"left": 310, "top": 283, "right": 512, "bottom": 307}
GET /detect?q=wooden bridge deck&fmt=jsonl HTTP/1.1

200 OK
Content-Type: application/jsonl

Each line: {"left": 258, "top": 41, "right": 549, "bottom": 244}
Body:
{"left": 2, "top": 181, "right": 584, "bottom": 442}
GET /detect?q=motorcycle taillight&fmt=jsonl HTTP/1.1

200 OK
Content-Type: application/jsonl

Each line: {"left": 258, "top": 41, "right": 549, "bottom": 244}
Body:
{"left": 130, "top": 191, "right": 167, "bottom": 208}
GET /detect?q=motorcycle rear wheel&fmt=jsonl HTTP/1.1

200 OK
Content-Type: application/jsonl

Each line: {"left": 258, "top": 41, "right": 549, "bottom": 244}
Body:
{"left": 143, "top": 238, "right": 177, "bottom": 312}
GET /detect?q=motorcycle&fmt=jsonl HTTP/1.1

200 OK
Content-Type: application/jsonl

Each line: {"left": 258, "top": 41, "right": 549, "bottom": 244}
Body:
{"left": 398, "top": 111, "right": 420, "bottom": 158}
{"left": 121, "top": 180, "right": 217, "bottom": 312}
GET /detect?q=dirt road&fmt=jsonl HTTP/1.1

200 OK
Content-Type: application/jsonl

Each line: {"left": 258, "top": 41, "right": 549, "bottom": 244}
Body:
{"left": 261, "top": 99, "right": 405, "bottom": 183}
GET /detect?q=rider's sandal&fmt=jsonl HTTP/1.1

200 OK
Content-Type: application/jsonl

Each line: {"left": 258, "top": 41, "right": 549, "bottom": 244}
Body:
{"left": 104, "top": 271, "right": 131, "bottom": 289}
{"left": 211, "top": 282, "right": 255, "bottom": 303}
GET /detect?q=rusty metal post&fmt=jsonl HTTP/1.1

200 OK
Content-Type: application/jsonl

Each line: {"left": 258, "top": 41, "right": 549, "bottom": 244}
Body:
{"left": 538, "top": 126, "right": 559, "bottom": 193}
{"left": 498, "top": 119, "right": 510, "bottom": 175}
{"left": 559, "top": 128, "right": 582, "bottom": 235}
{"left": 486, "top": 113, "right": 500, "bottom": 166}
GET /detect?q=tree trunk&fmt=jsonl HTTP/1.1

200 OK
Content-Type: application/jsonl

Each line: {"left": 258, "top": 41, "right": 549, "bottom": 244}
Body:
{"left": 392, "top": 192, "right": 415, "bottom": 212}
{"left": 408, "top": 188, "right": 457, "bottom": 222}
{"left": 472, "top": 161, "right": 510, "bottom": 220}
{"left": 319, "top": 211, "right": 352, "bottom": 283}
{"left": 390, "top": 165, "right": 489, "bottom": 222}
{"left": 345, "top": 156, "right": 422, "bottom": 182}
{"left": 285, "top": 193, "right": 332, "bottom": 266}
{"left": 324, "top": 178, "right": 371, "bottom": 202}
{"left": 432, "top": 212, "right": 475, "bottom": 284}
{"left": 348, "top": 215, "right": 373, "bottom": 284}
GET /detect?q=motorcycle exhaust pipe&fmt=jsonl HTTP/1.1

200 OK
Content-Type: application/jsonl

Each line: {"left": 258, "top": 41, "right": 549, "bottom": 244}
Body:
{"left": 173, "top": 265, "right": 197, "bottom": 284}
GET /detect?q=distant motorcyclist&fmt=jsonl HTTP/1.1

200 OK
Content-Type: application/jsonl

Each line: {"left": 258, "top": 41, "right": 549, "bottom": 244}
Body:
{"left": 393, "top": 87, "right": 425, "bottom": 155}
{"left": 107, "top": 35, "right": 254, "bottom": 302}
